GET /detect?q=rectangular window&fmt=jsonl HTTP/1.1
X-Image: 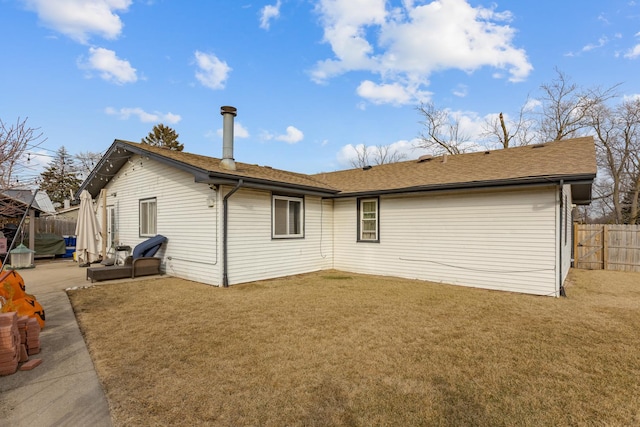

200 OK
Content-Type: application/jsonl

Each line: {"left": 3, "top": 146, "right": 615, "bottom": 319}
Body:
{"left": 358, "top": 197, "right": 379, "bottom": 242}
{"left": 139, "top": 198, "right": 157, "bottom": 237}
{"left": 273, "top": 195, "right": 304, "bottom": 238}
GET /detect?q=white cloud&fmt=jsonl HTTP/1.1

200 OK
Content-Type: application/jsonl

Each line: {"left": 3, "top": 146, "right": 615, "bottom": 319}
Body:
{"left": 582, "top": 36, "right": 609, "bottom": 52}
{"left": 311, "top": 0, "right": 386, "bottom": 82}
{"left": 623, "top": 93, "right": 640, "bottom": 102}
{"left": 356, "top": 80, "right": 414, "bottom": 105}
{"left": 23, "top": 0, "right": 132, "bottom": 44}
{"left": 260, "top": 1, "right": 281, "bottom": 30}
{"left": 566, "top": 36, "right": 611, "bottom": 56}
{"left": 105, "top": 107, "right": 182, "bottom": 124}
{"left": 215, "top": 122, "right": 250, "bottom": 139}
{"left": 624, "top": 44, "right": 640, "bottom": 59}
{"left": 336, "top": 144, "right": 361, "bottom": 166}
{"left": 452, "top": 84, "right": 468, "bottom": 97}
{"left": 311, "top": 0, "right": 532, "bottom": 105}
{"left": 194, "top": 51, "right": 232, "bottom": 90}
{"left": 523, "top": 98, "right": 542, "bottom": 111}
{"left": 276, "top": 126, "right": 304, "bottom": 144}
{"left": 80, "top": 47, "right": 137, "bottom": 84}
{"left": 451, "top": 110, "right": 486, "bottom": 143}
{"left": 597, "top": 13, "right": 610, "bottom": 25}
{"left": 260, "top": 126, "right": 304, "bottom": 144}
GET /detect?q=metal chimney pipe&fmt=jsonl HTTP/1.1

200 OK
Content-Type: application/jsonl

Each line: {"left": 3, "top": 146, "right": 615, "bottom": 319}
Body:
{"left": 220, "top": 106, "right": 237, "bottom": 170}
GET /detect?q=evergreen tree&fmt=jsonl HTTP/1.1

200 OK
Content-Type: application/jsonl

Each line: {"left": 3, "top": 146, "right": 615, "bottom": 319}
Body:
{"left": 141, "top": 123, "right": 184, "bottom": 151}
{"left": 38, "top": 146, "right": 81, "bottom": 205}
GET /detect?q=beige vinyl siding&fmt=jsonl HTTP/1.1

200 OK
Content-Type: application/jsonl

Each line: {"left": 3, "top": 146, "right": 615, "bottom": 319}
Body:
{"left": 224, "top": 187, "right": 332, "bottom": 285}
{"left": 96, "top": 155, "right": 221, "bottom": 285}
{"left": 333, "top": 186, "right": 559, "bottom": 296}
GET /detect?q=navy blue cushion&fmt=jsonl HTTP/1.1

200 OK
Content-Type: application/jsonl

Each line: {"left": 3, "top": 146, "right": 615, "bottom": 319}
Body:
{"left": 132, "top": 235, "right": 167, "bottom": 259}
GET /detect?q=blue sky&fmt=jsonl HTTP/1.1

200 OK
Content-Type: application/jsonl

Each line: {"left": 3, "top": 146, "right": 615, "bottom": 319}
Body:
{"left": 1, "top": 0, "right": 639, "bottom": 182}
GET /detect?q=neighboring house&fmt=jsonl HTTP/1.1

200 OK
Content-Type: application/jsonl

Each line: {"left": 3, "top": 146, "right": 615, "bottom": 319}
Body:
{"left": 77, "top": 107, "right": 596, "bottom": 296}
{"left": 53, "top": 204, "right": 80, "bottom": 221}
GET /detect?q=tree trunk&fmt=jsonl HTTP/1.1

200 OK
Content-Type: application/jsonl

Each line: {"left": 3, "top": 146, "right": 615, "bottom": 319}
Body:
{"left": 499, "top": 113, "right": 509, "bottom": 148}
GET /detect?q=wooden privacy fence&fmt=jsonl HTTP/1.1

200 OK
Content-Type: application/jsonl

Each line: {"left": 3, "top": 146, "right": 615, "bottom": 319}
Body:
{"left": 574, "top": 224, "right": 640, "bottom": 272}
{"left": 33, "top": 217, "right": 77, "bottom": 236}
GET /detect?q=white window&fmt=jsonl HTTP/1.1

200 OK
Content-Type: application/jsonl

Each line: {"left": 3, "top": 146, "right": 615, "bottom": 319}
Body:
{"left": 359, "top": 198, "right": 379, "bottom": 242}
{"left": 139, "top": 198, "right": 157, "bottom": 237}
{"left": 273, "top": 196, "right": 304, "bottom": 238}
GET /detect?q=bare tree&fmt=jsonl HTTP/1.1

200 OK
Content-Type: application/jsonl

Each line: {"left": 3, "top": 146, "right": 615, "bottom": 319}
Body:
{"left": 349, "top": 144, "right": 372, "bottom": 168}
{"left": 0, "top": 117, "right": 46, "bottom": 190}
{"left": 618, "top": 99, "right": 640, "bottom": 223}
{"left": 74, "top": 151, "right": 103, "bottom": 179}
{"left": 539, "top": 68, "right": 619, "bottom": 142}
{"left": 349, "top": 144, "right": 408, "bottom": 168}
{"left": 371, "top": 145, "right": 407, "bottom": 165}
{"left": 481, "top": 101, "right": 537, "bottom": 149}
{"left": 587, "top": 97, "right": 640, "bottom": 223}
{"left": 415, "top": 102, "right": 472, "bottom": 155}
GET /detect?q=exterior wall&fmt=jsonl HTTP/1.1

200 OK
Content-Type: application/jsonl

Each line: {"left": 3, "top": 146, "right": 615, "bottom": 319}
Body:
{"left": 333, "top": 186, "right": 560, "bottom": 296}
{"left": 91, "top": 154, "right": 571, "bottom": 296}
{"left": 224, "top": 187, "right": 333, "bottom": 285}
{"left": 54, "top": 207, "right": 79, "bottom": 220}
{"left": 559, "top": 184, "right": 573, "bottom": 289}
{"left": 96, "top": 155, "right": 221, "bottom": 285}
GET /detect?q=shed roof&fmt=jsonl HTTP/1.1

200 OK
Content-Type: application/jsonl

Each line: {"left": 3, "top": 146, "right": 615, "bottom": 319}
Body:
{"left": 0, "top": 190, "right": 56, "bottom": 218}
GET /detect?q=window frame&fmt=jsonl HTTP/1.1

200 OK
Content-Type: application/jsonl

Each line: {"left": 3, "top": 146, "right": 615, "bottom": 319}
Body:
{"left": 272, "top": 195, "right": 305, "bottom": 239}
{"left": 357, "top": 197, "right": 380, "bottom": 243}
{"left": 139, "top": 197, "right": 157, "bottom": 237}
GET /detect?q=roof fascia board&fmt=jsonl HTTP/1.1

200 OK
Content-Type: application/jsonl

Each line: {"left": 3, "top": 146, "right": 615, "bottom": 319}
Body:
{"left": 199, "top": 176, "right": 337, "bottom": 197}
{"left": 330, "top": 174, "right": 596, "bottom": 199}
{"left": 76, "top": 140, "right": 123, "bottom": 198}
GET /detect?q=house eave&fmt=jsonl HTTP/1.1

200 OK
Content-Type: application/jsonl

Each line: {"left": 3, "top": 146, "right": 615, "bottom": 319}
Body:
{"left": 77, "top": 140, "right": 340, "bottom": 199}
{"left": 199, "top": 174, "right": 339, "bottom": 197}
{"left": 329, "top": 174, "right": 596, "bottom": 201}
{"left": 77, "top": 140, "right": 215, "bottom": 199}
{"left": 77, "top": 140, "right": 595, "bottom": 203}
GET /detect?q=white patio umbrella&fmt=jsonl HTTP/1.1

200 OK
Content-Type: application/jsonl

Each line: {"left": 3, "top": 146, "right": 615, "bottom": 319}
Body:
{"left": 75, "top": 190, "right": 101, "bottom": 266}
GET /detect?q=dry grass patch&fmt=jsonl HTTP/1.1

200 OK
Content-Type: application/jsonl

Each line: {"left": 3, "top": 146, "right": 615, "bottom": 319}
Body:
{"left": 68, "top": 269, "right": 640, "bottom": 426}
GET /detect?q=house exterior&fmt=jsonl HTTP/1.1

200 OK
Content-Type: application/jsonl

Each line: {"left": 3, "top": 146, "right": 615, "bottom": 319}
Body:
{"left": 77, "top": 108, "right": 596, "bottom": 296}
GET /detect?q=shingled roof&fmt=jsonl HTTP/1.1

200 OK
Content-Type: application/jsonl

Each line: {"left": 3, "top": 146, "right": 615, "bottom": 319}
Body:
{"left": 80, "top": 137, "right": 596, "bottom": 203}
{"left": 79, "top": 140, "right": 339, "bottom": 198}
{"left": 313, "top": 137, "right": 596, "bottom": 201}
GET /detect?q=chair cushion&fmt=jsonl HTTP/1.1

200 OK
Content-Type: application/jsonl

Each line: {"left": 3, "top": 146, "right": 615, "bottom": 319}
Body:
{"left": 132, "top": 235, "right": 167, "bottom": 259}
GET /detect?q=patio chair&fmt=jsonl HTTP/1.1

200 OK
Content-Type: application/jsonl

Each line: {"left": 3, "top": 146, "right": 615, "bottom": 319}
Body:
{"left": 86, "top": 235, "right": 167, "bottom": 283}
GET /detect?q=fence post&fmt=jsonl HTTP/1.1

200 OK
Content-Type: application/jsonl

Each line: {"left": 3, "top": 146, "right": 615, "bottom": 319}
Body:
{"left": 603, "top": 225, "right": 608, "bottom": 270}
